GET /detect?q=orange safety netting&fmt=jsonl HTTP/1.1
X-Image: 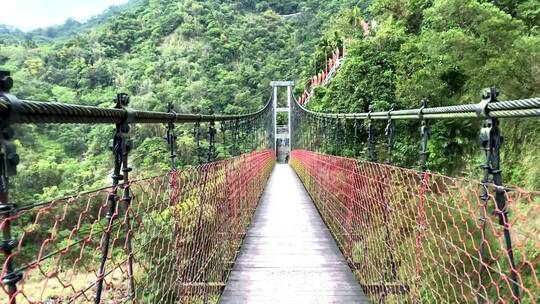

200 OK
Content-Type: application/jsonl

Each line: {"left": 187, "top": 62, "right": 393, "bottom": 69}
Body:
{"left": 1, "top": 150, "right": 275, "bottom": 303}
{"left": 290, "top": 149, "right": 540, "bottom": 303}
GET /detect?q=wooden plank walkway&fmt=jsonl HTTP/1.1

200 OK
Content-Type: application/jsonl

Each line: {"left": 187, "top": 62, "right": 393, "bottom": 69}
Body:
{"left": 220, "top": 164, "right": 368, "bottom": 303}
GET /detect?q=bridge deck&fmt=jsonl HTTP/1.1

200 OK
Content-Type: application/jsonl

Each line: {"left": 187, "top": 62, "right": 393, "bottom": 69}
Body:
{"left": 219, "top": 164, "right": 368, "bottom": 303}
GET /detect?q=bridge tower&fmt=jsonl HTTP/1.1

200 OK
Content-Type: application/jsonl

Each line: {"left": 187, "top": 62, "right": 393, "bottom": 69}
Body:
{"left": 270, "top": 81, "right": 293, "bottom": 163}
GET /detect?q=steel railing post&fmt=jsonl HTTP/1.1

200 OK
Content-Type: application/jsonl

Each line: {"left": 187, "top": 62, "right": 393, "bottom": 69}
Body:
{"left": 0, "top": 71, "right": 22, "bottom": 304}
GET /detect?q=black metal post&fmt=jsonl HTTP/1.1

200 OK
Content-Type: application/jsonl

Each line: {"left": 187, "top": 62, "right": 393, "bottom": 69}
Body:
{"left": 309, "top": 115, "right": 313, "bottom": 151}
{"left": 317, "top": 117, "right": 322, "bottom": 153}
{"left": 95, "top": 93, "right": 134, "bottom": 303}
{"left": 0, "top": 71, "right": 22, "bottom": 304}
{"left": 241, "top": 120, "right": 247, "bottom": 153}
{"left": 367, "top": 105, "right": 377, "bottom": 162}
{"left": 249, "top": 119, "right": 255, "bottom": 151}
{"left": 221, "top": 121, "right": 227, "bottom": 158}
{"left": 477, "top": 88, "right": 520, "bottom": 303}
{"left": 419, "top": 100, "right": 430, "bottom": 173}
{"left": 381, "top": 105, "right": 397, "bottom": 302}
{"left": 385, "top": 105, "right": 395, "bottom": 165}
{"left": 335, "top": 118, "right": 342, "bottom": 155}
{"left": 165, "top": 103, "right": 177, "bottom": 170}
{"left": 343, "top": 117, "right": 348, "bottom": 154}
{"left": 413, "top": 99, "right": 431, "bottom": 303}
{"left": 207, "top": 119, "right": 216, "bottom": 163}
{"left": 232, "top": 119, "right": 239, "bottom": 156}
{"left": 323, "top": 118, "right": 329, "bottom": 153}
{"left": 194, "top": 120, "right": 202, "bottom": 165}
{"left": 353, "top": 117, "right": 359, "bottom": 157}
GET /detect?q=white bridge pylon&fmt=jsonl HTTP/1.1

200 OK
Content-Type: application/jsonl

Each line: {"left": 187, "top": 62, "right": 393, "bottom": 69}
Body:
{"left": 270, "top": 81, "right": 293, "bottom": 162}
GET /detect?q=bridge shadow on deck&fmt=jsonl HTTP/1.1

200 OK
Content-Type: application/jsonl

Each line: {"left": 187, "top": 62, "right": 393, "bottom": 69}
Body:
{"left": 220, "top": 164, "right": 368, "bottom": 304}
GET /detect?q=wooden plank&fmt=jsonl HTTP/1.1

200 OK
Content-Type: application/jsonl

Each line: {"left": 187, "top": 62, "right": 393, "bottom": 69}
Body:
{"left": 219, "top": 165, "right": 369, "bottom": 303}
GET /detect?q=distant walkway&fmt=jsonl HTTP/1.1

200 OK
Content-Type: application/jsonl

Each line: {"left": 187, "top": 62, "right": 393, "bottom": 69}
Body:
{"left": 220, "top": 164, "right": 368, "bottom": 303}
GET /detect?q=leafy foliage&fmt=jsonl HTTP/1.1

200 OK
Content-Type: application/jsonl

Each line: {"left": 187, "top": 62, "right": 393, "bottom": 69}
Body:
{"left": 305, "top": 0, "right": 540, "bottom": 185}
{"left": 0, "top": 0, "right": 358, "bottom": 202}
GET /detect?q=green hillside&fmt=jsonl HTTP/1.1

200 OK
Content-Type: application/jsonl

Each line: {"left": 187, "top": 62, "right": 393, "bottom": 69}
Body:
{"left": 0, "top": 0, "right": 358, "bottom": 203}
{"left": 301, "top": 0, "right": 540, "bottom": 188}
{"left": 1, "top": 0, "right": 539, "bottom": 202}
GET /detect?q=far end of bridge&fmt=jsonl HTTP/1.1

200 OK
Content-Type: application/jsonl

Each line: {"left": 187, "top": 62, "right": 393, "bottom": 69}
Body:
{"left": 271, "top": 81, "right": 294, "bottom": 163}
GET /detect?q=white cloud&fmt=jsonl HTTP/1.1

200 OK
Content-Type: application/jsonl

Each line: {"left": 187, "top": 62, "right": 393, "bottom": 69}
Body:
{"left": 2, "top": 0, "right": 129, "bottom": 31}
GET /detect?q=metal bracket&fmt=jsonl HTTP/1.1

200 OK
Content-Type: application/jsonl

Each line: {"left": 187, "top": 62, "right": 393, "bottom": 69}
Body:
{"left": 115, "top": 93, "right": 135, "bottom": 123}
{"left": 385, "top": 105, "right": 395, "bottom": 136}
{"left": 1, "top": 272, "right": 22, "bottom": 286}
{"left": 0, "top": 202, "right": 19, "bottom": 253}
{"left": 479, "top": 88, "right": 503, "bottom": 167}
{"left": 476, "top": 87, "right": 499, "bottom": 118}
{"left": 418, "top": 99, "right": 428, "bottom": 120}
{"left": 0, "top": 238, "right": 18, "bottom": 252}
{"left": 0, "top": 202, "right": 16, "bottom": 215}
{"left": 0, "top": 71, "right": 13, "bottom": 93}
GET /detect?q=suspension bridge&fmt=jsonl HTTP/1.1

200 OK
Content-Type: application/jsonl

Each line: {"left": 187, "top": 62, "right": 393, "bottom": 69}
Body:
{"left": 0, "top": 68, "right": 539, "bottom": 304}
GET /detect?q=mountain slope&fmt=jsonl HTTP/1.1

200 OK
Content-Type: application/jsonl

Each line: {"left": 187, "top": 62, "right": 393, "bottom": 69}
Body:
{"left": 300, "top": 0, "right": 540, "bottom": 187}
{"left": 0, "top": 0, "right": 145, "bottom": 44}
{"left": 0, "top": 0, "right": 357, "bottom": 202}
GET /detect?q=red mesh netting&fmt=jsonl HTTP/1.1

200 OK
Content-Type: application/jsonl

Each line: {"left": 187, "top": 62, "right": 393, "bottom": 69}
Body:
{"left": 290, "top": 149, "right": 540, "bottom": 303}
{"left": 1, "top": 150, "right": 275, "bottom": 303}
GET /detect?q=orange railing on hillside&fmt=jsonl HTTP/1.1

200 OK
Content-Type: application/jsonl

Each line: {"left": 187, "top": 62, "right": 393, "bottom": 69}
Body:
{"left": 298, "top": 47, "right": 345, "bottom": 106}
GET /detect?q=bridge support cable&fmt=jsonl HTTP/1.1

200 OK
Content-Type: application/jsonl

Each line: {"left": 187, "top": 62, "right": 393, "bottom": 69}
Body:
{"left": 291, "top": 93, "right": 540, "bottom": 122}
{"left": 0, "top": 72, "right": 276, "bottom": 303}
{"left": 290, "top": 87, "right": 540, "bottom": 302}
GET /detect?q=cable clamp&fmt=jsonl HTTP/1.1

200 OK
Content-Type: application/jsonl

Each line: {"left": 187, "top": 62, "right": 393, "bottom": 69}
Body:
{"left": 476, "top": 87, "right": 499, "bottom": 118}
{"left": 2, "top": 271, "right": 22, "bottom": 286}
{"left": 0, "top": 203, "right": 17, "bottom": 216}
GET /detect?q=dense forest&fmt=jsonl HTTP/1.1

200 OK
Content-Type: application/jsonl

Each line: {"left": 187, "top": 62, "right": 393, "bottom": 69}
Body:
{"left": 303, "top": 0, "right": 540, "bottom": 189}
{"left": 1, "top": 0, "right": 539, "bottom": 303}
{"left": 0, "top": 0, "right": 358, "bottom": 203}
{"left": 0, "top": 0, "right": 537, "bottom": 218}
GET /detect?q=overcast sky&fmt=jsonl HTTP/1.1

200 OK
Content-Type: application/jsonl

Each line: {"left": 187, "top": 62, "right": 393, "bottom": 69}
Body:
{"left": 3, "top": 0, "right": 129, "bottom": 31}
